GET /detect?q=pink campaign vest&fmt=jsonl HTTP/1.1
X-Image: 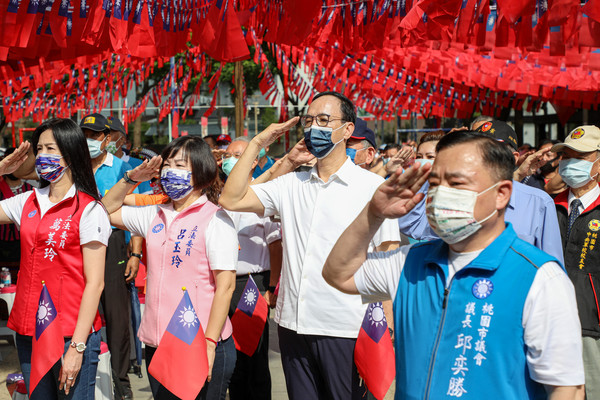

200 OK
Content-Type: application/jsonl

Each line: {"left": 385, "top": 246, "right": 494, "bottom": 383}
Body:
{"left": 138, "top": 198, "right": 233, "bottom": 347}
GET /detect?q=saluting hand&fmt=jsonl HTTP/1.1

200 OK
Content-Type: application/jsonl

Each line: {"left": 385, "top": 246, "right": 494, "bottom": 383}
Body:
{"left": 254, "top": 117, "right": 300, "bottom": 149}
{"left": 0, "top": 141, "right": 30, "bottom": 176}
{"left": 128, "top": 155, "right": 162, "bottom": 182}
{"left": 369, "top": 161, "right": 431, "bottom": 220}
{"left": 287, "top": 138, "right": 315, "bottom": 167}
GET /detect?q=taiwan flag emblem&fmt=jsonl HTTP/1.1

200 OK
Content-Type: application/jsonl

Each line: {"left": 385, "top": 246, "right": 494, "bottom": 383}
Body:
{"left": 148, "top": 289, "right": 208, "bottom": 400}
{"left": 230, "top": 275, "right": 268, "bottom": 356}
{"left": 30, "top": 283, "right": 64, "bottom": 396}
{"left": 354, "top": 302, "right": 395, "bottom": 400}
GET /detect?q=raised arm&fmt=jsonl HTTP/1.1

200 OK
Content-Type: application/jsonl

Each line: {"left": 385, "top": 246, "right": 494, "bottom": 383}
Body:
{"left": 322, "top": 163, "right": 431, "bottom": 294}
{"left": 219, "top": 117, "right": 299, "bottom": 213}
{"left": 102, "top": 155, "right": 161, "bottom": 214}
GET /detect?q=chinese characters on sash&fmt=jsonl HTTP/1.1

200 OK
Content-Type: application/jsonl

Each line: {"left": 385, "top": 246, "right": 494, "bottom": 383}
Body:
{"left": 579, "top": 231, "right": 597, "bottom": 269}
{"left": 171, "top": 226, "right": 198, "bottom": 268}
{"left": 44, "top": 216, "right": 72, "bottom": 262}
{"left": 447, "top": 302, "right": 494, "bottom": 397}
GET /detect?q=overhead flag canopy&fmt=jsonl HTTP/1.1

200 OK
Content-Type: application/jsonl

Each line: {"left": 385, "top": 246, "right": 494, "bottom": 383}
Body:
{"left": 0, "top": 0, "right": 599, "bottom": 124}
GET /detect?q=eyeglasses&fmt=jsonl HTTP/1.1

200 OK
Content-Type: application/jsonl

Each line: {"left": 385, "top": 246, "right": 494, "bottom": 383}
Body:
{"left": 221, "top": 152, "right": 243, "bottom": 160}
{"left": 300, "top": 114, "right": 345, "bottom": 128}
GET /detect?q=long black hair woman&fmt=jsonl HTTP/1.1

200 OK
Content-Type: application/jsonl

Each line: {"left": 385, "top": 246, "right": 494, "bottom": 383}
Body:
{"left": 0, "top": 118, "right": 110, "bottom": 399}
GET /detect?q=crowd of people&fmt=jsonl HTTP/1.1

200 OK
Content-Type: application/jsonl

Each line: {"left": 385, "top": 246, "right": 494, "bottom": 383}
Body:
{"left": 0, "top": 91, "right": 597, "bottom": 400}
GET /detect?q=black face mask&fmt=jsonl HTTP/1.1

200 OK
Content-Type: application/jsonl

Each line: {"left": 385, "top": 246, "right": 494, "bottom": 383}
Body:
{"left": 5, "top": 173, "right": 18, "bottom": 181}
{"left": 539, "top": 158, "right": 559, "bottom": 175}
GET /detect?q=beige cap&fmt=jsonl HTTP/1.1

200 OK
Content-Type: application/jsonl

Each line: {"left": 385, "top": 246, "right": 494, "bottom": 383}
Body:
{"left": 551, "top": 125, "right": 600, "bottom": 153}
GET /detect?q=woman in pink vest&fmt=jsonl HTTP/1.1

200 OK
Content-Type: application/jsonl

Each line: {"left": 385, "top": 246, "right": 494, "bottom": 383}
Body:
{"left": 0, "top": 118, "right": 110, "bottom": 399}
{"left": 108, "top": 136, "right": 238, "bottom": 400}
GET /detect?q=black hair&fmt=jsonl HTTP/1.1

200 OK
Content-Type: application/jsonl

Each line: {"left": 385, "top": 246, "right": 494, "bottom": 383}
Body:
{"left": 419, "top": 130, "right": 447, "bottom": 145}
{"left": 32, "top": 118, "right": 101, "bottom": 202}
{"left": 160, "top": 136, "right": 222, "bottom": 204}
{"left": 312, "top": 91, "right": 356, "bottom": 124}
{"left": 385, "top": 144, "right": 401, "bottom": 151}
{"left": 436, "top": 131, "right": 515, "bottom": 181}
{"left": 540, "top": 139, "right": 560, "bottom": 147}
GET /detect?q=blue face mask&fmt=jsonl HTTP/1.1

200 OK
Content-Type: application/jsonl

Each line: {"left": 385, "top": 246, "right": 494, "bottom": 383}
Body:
{"left": 304, "top": 123, "right": 347, "bottom": 159}
{"left": 558, "top": 158, "right": 599, "bottom": 188}
{"left": 160, "top": 168, "right": 193, "bottom": 200}
{"left": 86, "top": 137, "right": 107, "bottom": 159}
{"left": 222, "top": 157, "right": 238, "bottom": 176}
{"left": 258, "top": 148, "right": 266, "bottom": 159}
{"left": 346, "top": 147, "right": 367, "bottom": 165}
{"left": 415, "top": 158, "right": 434, "bottom": 167}
{"left": 35, "top": 154, "right": 68, "bottom": 182}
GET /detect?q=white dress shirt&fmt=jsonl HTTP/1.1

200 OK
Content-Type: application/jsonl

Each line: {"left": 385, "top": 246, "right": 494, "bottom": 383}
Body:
{"left": 251, "top": 158, "right": 400, "bottom": 338}
{"left": 226, "top": 210, "right": 281, "bottom": 275}
{"left": 568, "top": 184, "right": 600, "bottom": 214}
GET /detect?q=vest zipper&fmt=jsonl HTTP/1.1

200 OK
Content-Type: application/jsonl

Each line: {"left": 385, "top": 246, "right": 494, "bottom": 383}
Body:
{"left": 423, "top": 279, "right": 454, "bottom": 400}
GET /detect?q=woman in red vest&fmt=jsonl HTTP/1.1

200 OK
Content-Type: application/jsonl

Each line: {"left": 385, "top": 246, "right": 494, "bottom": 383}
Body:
{"left": 106, "top": 136, "right": 238, "bottom": 400}
{"left": 0, "top": 118, "right": 110, "bottom": 399}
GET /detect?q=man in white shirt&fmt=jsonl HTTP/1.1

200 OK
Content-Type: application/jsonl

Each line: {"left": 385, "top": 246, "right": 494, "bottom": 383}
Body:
{"left": 323, "top": 131, "right": 584, "bottom": 399}
{"left": 220, "top": 92, "right": 400, "bottom": 400}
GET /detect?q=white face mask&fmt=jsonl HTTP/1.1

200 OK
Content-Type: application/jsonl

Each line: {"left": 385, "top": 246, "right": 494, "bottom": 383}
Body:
{"left": 426, "top": 182, "right": 500, "bottom": 245}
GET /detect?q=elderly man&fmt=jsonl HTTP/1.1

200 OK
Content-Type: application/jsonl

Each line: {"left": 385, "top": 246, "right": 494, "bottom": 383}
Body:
{"left": 324, "top": 131, "right": 584, "bottom": 399}
{"left": 219, "top": 92, "right": 400, "bottom": 400}
{"left": 346, "top": 118, "right": 377, "bottom": 169}
{"left": 553, "top": 125, "right": 600, "bottom": 399}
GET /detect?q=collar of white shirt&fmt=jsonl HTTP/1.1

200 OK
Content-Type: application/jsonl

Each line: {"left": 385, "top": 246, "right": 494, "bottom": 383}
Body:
{"left": 308, "top": 157, "right": 355, "bottom": 185}
{"left": 568, "top": 184, "right": 600, "bottom": 214}
{"left": 101, "top": 152, "right": 114, "bottom": 168}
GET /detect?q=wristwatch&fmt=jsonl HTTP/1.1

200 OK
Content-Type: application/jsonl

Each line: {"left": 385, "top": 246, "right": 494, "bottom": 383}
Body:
{"left": 130, "top": 253, "right": 142, "bottom": 259}
{"left": 123, "top": 171, "right": 138, "bottom": 185}
{"left": 267, "top": 286, "right": 277, "bottom": 293}
{"left": 70, "top": 341, "right": 87, "bottom": 353}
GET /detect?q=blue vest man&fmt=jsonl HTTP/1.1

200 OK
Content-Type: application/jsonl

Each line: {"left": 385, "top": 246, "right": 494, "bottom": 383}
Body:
{"left": 324, "top": 132, "right": 584, "bottom": 399}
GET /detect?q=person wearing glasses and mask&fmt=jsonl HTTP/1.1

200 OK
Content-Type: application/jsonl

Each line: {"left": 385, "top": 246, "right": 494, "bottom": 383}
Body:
{"left": 219, "top": 92, "right": 400, "bottom": 400}
{"left": 345, "top": 118, "right": 377, "bottom": 169}
{"left": 323, "top": 131, "right": 584, "bottom": 400}
{"left": 553, "top": 125, "right": 600, "bottom": 399}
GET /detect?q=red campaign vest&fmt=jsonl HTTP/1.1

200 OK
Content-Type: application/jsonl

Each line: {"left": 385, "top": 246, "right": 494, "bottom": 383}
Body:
{"left": 8, "top": 190, "right": 103, "bottom": 337}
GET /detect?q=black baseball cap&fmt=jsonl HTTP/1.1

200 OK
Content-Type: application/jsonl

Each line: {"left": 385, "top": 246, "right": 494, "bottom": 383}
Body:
{"left": 107, "top": 115, "right": 126, "bottom": 135}
{"left": 350, "top": 118, "right": 376, "bottom": 148}
{"left": 80, "top": 113, "right": 110, "bottom": 133}
{"left": 475, "top": 120, "right": 518, "bottom": 151}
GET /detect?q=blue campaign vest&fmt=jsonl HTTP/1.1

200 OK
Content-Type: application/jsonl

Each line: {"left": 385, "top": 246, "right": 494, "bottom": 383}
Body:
{"left": 393, "top": 224, "right": 557, "bottom": 400}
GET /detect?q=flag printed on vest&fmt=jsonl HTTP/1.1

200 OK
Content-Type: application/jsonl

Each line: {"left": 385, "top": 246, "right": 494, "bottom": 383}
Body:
{"left": 231, "top": 275, "right": 268, "bottom": 356}
{"left": 31, "top": 284, "right": 64, "bottom": 395}
{"left": 354, "top": 302, "right": 395, "bottom": 400}
{"left": 148, "top": 290, "right": 208, "bottom": 400}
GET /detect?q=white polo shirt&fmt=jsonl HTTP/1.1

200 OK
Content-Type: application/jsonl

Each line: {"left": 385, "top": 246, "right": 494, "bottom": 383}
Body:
{"left": 226, "top": 210, "right": 281, "bottom": 275}
{"left": 251, "top": 158, "right": 400, "bottom": 338}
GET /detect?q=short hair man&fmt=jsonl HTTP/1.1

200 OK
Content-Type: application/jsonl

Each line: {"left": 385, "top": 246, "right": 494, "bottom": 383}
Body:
{"left": 80, "top": 113, "right": 136, "bottom": 399}
{"left": 346, "top": 118, "right": 376, "bottom": 169}
{"left": 552, "top": 125, "right": 600, "bottom": 399}
{"left": 323, "top": 132, "right": 584, "bottom": 399}
{"left": 397, "top": 122, "right": 564, "bottom": 265}
{"left": 219, "top": 91, "right": 400, "bottom": 399}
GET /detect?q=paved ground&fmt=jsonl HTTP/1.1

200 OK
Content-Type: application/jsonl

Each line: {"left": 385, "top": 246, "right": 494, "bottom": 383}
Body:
{"left": 0, "top": 319, "right": 393, "bottom": 399}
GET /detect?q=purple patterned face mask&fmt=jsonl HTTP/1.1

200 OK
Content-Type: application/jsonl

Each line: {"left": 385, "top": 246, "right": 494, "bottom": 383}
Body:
{"left": 35, "top": 154, "right": 68, "bottom": 182}
{"left": 160, "top": 168, "right": 193, "bottom": 200}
